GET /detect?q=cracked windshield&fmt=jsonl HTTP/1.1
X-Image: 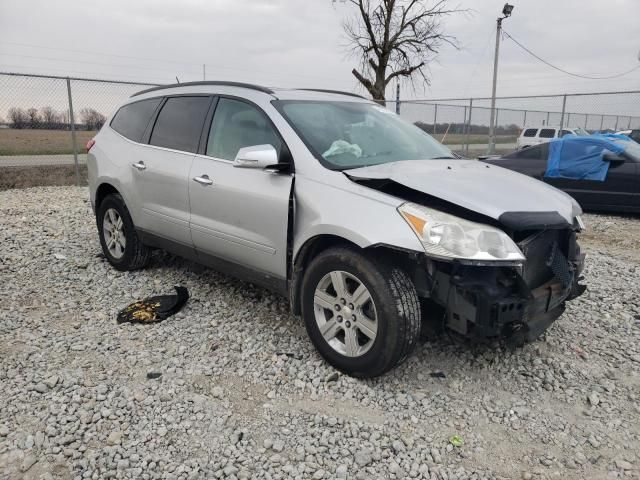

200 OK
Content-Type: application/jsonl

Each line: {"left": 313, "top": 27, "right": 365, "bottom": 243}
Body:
{"left": 277, "top": 101, "right": 455, "bottom": 170}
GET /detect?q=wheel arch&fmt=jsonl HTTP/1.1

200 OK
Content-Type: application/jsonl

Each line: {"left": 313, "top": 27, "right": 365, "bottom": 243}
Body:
{"left": 95, "top": 182, "right": 121, "bottom": 210}
{"left": 289, "top": 233, "right": 422, "bottom": 315}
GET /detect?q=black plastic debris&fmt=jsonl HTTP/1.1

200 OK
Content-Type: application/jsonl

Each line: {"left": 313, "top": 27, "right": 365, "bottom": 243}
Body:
{"left": 429, "top": 371, "right": 446, "bottom": 379}
{"left": 146, "top": 372, "right": 162, "bottom": 379}
{"left": 117, "top": 286, "right": 189, "bottom": 324}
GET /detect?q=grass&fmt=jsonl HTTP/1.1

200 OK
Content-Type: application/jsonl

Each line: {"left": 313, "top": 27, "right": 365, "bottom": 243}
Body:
{"left": 0, "top": 165, "right": 88, "bottom": 190}
{"left": 0, "top": 129, "right": 96, "bottom": 156}
{"left": 438, "top": 134, "right": 517, "bottom": 145}
{"left": 0, "top": 128, "right": 517, "bottom": 156}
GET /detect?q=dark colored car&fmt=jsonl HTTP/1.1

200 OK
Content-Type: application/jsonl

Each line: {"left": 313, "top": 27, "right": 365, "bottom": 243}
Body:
{"left": 483, "top": 137, "right": 640, "bottom": 213}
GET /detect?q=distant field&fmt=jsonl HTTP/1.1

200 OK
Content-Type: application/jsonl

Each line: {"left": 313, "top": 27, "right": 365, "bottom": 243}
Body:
{"left": 0, "top": 164, "right": 88, "bottom": 190}
{"left": 0, "top": 128, "right": 516, "bottom": 156}
{"left": 438, "top": 134, "right": 516, "bottom": 145}
{"left": 0, "top": 129, "right": 96, "bottom": 155}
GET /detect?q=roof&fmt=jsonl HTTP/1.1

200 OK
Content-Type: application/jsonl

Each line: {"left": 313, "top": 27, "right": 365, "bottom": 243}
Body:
{"left": 130, "top": 81, "right": 368, "bottom": 102}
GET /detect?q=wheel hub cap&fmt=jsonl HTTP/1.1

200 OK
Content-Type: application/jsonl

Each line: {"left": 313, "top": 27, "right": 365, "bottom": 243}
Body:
{"left": 313, "top": 270, "right": 378, "bottom": 357}
{"left": 102, "top": 208, "right": 126, "bottom": 259}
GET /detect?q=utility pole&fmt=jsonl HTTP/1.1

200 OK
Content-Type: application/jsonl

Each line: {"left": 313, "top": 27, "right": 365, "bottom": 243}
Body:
{"left": 488, "top": 4, "right": 514, "bottom": 154}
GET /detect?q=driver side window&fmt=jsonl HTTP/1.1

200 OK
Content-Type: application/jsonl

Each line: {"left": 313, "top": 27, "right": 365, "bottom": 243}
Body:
{"left": 206, "top": 98, "right": 282, "bottom": 161}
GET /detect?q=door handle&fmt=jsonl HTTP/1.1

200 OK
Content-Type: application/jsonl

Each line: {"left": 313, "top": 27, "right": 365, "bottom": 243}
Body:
{"left": 193, "top": 175, "right": 213, "bottom": 186}
{"left": 132, "top": 161, "right": 146, "bottom": 171}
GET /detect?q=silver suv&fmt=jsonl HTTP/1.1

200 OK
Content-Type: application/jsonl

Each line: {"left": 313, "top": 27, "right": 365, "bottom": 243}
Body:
{"left": 88, "top": 81, "right": 586, "bottom": 377}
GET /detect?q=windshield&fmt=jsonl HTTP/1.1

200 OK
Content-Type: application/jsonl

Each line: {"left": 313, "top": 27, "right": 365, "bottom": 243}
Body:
{"left": 274, "top": 100, "right": 455, "bottom": 169}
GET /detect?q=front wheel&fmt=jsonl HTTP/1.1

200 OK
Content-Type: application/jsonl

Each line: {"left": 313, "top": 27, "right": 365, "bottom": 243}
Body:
{"left": 300, "top": 247, "right": 421, "bottom": 378}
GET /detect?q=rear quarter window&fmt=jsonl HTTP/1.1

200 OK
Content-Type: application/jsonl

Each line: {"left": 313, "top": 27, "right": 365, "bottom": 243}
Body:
{"left": 522, "top": 128, "right": 538, "bottom": 137}
{"left": 110, "top": 98, "right": 162, "bottom": 142}
{"left": 149, "top": 96, "right": 212, "bottom": 153}
{"left": 538, "top": 128, "right": 556, "bottom": 138}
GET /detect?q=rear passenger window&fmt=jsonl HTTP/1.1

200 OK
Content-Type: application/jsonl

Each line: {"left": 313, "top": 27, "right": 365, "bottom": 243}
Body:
{"left": 539, "top": 128, "right": 555, "bottom": 138}
{"left": 560, "top": 130, "right": 573, "bottom": 137}
{"left": 206, "top": 98, "right": 282, "bottom": 161}
{"left": 149, "top": 96, "right": 211, "bottom": 153}
{"left": 110, "top": 98, "right": 161, "bottom": 142}
{"left": 522, "top": 128, "right": 537, "bottom": 137}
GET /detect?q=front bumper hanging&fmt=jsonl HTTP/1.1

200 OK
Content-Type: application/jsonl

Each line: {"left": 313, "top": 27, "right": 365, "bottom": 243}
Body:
{"left": 429, "top": 230, "right": 586, "bottom": 342}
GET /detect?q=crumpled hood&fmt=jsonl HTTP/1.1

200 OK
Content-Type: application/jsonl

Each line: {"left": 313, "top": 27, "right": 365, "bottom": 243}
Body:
{"left": 346, "top": 159, "right": 580, "bottom": 226}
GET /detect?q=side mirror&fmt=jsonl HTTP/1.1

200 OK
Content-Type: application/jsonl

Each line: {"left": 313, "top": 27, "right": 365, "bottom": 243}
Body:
{"left": 233, "top": 144, "right": 278, "bottom": 169}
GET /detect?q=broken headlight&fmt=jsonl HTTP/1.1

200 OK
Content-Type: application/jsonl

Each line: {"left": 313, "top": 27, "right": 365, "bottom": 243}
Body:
{"left": 398, "top": 203, "right": 525, "bottom": 263}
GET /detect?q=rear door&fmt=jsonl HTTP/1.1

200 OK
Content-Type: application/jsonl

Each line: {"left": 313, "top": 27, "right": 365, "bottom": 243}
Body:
{"left": 519, "top": 128, "right": 538, "bottom": 148}
{"left": 537, "top": 128, "right": 556, "bottom": 145}
{"left": 134, "top": 95, "right": 213, "bottom": 245}
{"left": 545, "top": 157, "right": 639, "bottom": 210}
{"left": 188, "top": 97, "right": 293, "bottom": 281}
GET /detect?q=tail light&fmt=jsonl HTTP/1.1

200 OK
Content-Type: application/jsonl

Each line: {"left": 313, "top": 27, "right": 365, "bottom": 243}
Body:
{"left": 86, "top": 139, "right": 96, "bottom": 153}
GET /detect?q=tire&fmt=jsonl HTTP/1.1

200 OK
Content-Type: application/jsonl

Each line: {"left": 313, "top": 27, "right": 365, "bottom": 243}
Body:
{"left": 96, "top": 193, "right": 151, "bottom": 271}
{"left": 300, "top": 247, "right": 421, "bottom": 378}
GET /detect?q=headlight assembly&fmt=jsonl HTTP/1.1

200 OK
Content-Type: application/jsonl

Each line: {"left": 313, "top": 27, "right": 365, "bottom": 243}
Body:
{"left": 398, "top": 203, "right": 525, "bottom": 263}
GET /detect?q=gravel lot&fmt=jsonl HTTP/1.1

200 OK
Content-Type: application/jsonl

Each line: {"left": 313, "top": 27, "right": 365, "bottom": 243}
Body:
{"left": 1, "top": 186, "right": 639, "bottom": 480}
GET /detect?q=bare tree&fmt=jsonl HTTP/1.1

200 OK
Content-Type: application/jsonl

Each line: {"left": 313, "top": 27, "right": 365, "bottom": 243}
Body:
{"left": 343, "top": 0, "right": 464, "bottom": 101}
{"left": 41, "top": 106, "right": 60, "bottom": 128}
{"left": 80, "top": 108, "right": 107, "bottom": 131}
{"left": 8, "top": 107, "right": 29, "bottom": 129}
{"left": 27, "top": 107, "right": 41, "bottom": 129}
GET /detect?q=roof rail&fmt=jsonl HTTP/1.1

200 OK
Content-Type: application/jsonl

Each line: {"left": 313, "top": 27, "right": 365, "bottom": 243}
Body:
{"left": 131, "top": 81, "right": 274, "bottom": 97}
{"left": 297, "top": 88, "right": 367, "bottom": 100}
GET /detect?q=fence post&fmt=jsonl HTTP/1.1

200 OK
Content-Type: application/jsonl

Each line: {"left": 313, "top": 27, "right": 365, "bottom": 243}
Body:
{"left": 614, "top": 116, "right": 619, "bottom": 131}
{"left": 600, "top": 115, "right": 604, "bottom": 131}
{"left": 66, "top": 77, "right": 80, "bottom": 186}
{"left": 628, "top": 116, "right": 632, "bottom": 129}
{"left": 559, "top": 95, "right": 567, "bottom": 131}
{"left": 433, "top": 104, "right": 438, "bottom": 135}
{"left": 462, "top": 106, "right": 467, "bottom": 136}
{"left": 522, "top": 110, "right": 527, "bottom": 128}
{"left": 584, "top": 114, "right": 588, "bottom": 129}
{"left": 566, "top": 112, "right": 571, "bottom": 128}
{"left": 464, "top": 98, "right": 473, "bottom": 156}
{"left": 546, "top": 111, "right": 550, "bottom": 126}
{"left": 495, "top": 108, "right": 499, "bottom": 132}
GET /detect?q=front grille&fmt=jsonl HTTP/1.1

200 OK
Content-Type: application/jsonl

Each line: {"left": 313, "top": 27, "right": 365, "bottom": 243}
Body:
{"left": 518, "top": 229, "right": 571, "bottom": 289}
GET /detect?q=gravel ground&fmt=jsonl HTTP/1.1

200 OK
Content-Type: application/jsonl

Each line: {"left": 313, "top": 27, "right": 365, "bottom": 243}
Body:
{"left": 1, "top": 186, "right": 639, "bottom": 480}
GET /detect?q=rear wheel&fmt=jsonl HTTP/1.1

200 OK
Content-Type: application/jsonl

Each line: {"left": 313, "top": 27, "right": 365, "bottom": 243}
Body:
{"left": 96, "top": 193, "right": 150, "bottom": 271}
{"left": 301, "top": 247, "right": 421, "bottom": 378}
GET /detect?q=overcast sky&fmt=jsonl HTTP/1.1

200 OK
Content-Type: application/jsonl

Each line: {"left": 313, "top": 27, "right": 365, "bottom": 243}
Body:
{"left": 1, "top": 0, "right": 639, "bottom": 101}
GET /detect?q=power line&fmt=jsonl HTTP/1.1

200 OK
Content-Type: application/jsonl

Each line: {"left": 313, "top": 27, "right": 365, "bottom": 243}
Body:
{"left": 502, "top": 30, "right": 640, "bottom": 80}
{"left": 0, "top": 41, "right": 355, "bottom": 83}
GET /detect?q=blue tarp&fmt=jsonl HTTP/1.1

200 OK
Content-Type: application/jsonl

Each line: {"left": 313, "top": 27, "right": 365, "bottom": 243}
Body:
{"left": 544, "top": 136, "right": 627, "bottom": 181}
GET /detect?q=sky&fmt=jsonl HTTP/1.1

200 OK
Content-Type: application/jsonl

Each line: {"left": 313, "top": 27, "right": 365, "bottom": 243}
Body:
{"left": 0, "top": 0, "right": 639, "bottom": 127}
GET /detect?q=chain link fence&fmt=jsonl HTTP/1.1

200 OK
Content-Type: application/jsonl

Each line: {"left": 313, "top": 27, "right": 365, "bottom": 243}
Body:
{"left": 0, "top": 72, "right": 159, "bottom": 185}
{"left": 387, "top": 90, "right": 640, "bottom": 157}
{"left": 1, "top": 72, "right": 639, "bottom": 185}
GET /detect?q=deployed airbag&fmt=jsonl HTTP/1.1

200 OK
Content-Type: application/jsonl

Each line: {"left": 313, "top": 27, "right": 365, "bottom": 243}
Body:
{"left": 544, "top": 136, "right": 626, "bottom": 181}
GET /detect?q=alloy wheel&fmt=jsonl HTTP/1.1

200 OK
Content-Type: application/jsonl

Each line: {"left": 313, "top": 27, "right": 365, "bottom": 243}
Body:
{"left": 313, "top": 270, "right": 378, "bottom": 357}
{"left": 102, "top": 208, "right": 126, "bottom": 259}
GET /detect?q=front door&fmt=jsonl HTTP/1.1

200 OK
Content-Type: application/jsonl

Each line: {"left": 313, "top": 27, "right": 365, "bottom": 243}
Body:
{"left": 133, "top": 95, "right": 213, "bottom": 246}
{"left": 189, "top": 97, "right": 293, "bottom": 279}
{"left": 545, "top": 160, "right": 638, "bottom": 210}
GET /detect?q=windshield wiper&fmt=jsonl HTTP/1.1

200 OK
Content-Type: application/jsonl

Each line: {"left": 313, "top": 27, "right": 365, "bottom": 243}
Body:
{"left": 431, "top": 156, "right": 459, "bottom": 159}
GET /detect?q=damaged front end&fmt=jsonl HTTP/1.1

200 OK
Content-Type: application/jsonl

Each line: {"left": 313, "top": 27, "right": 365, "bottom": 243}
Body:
{"left": 426, "top": 226, "right": 585, "bottom": 344}
{"left": 344, "top": 162, "right": 587, "bottom": 344}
